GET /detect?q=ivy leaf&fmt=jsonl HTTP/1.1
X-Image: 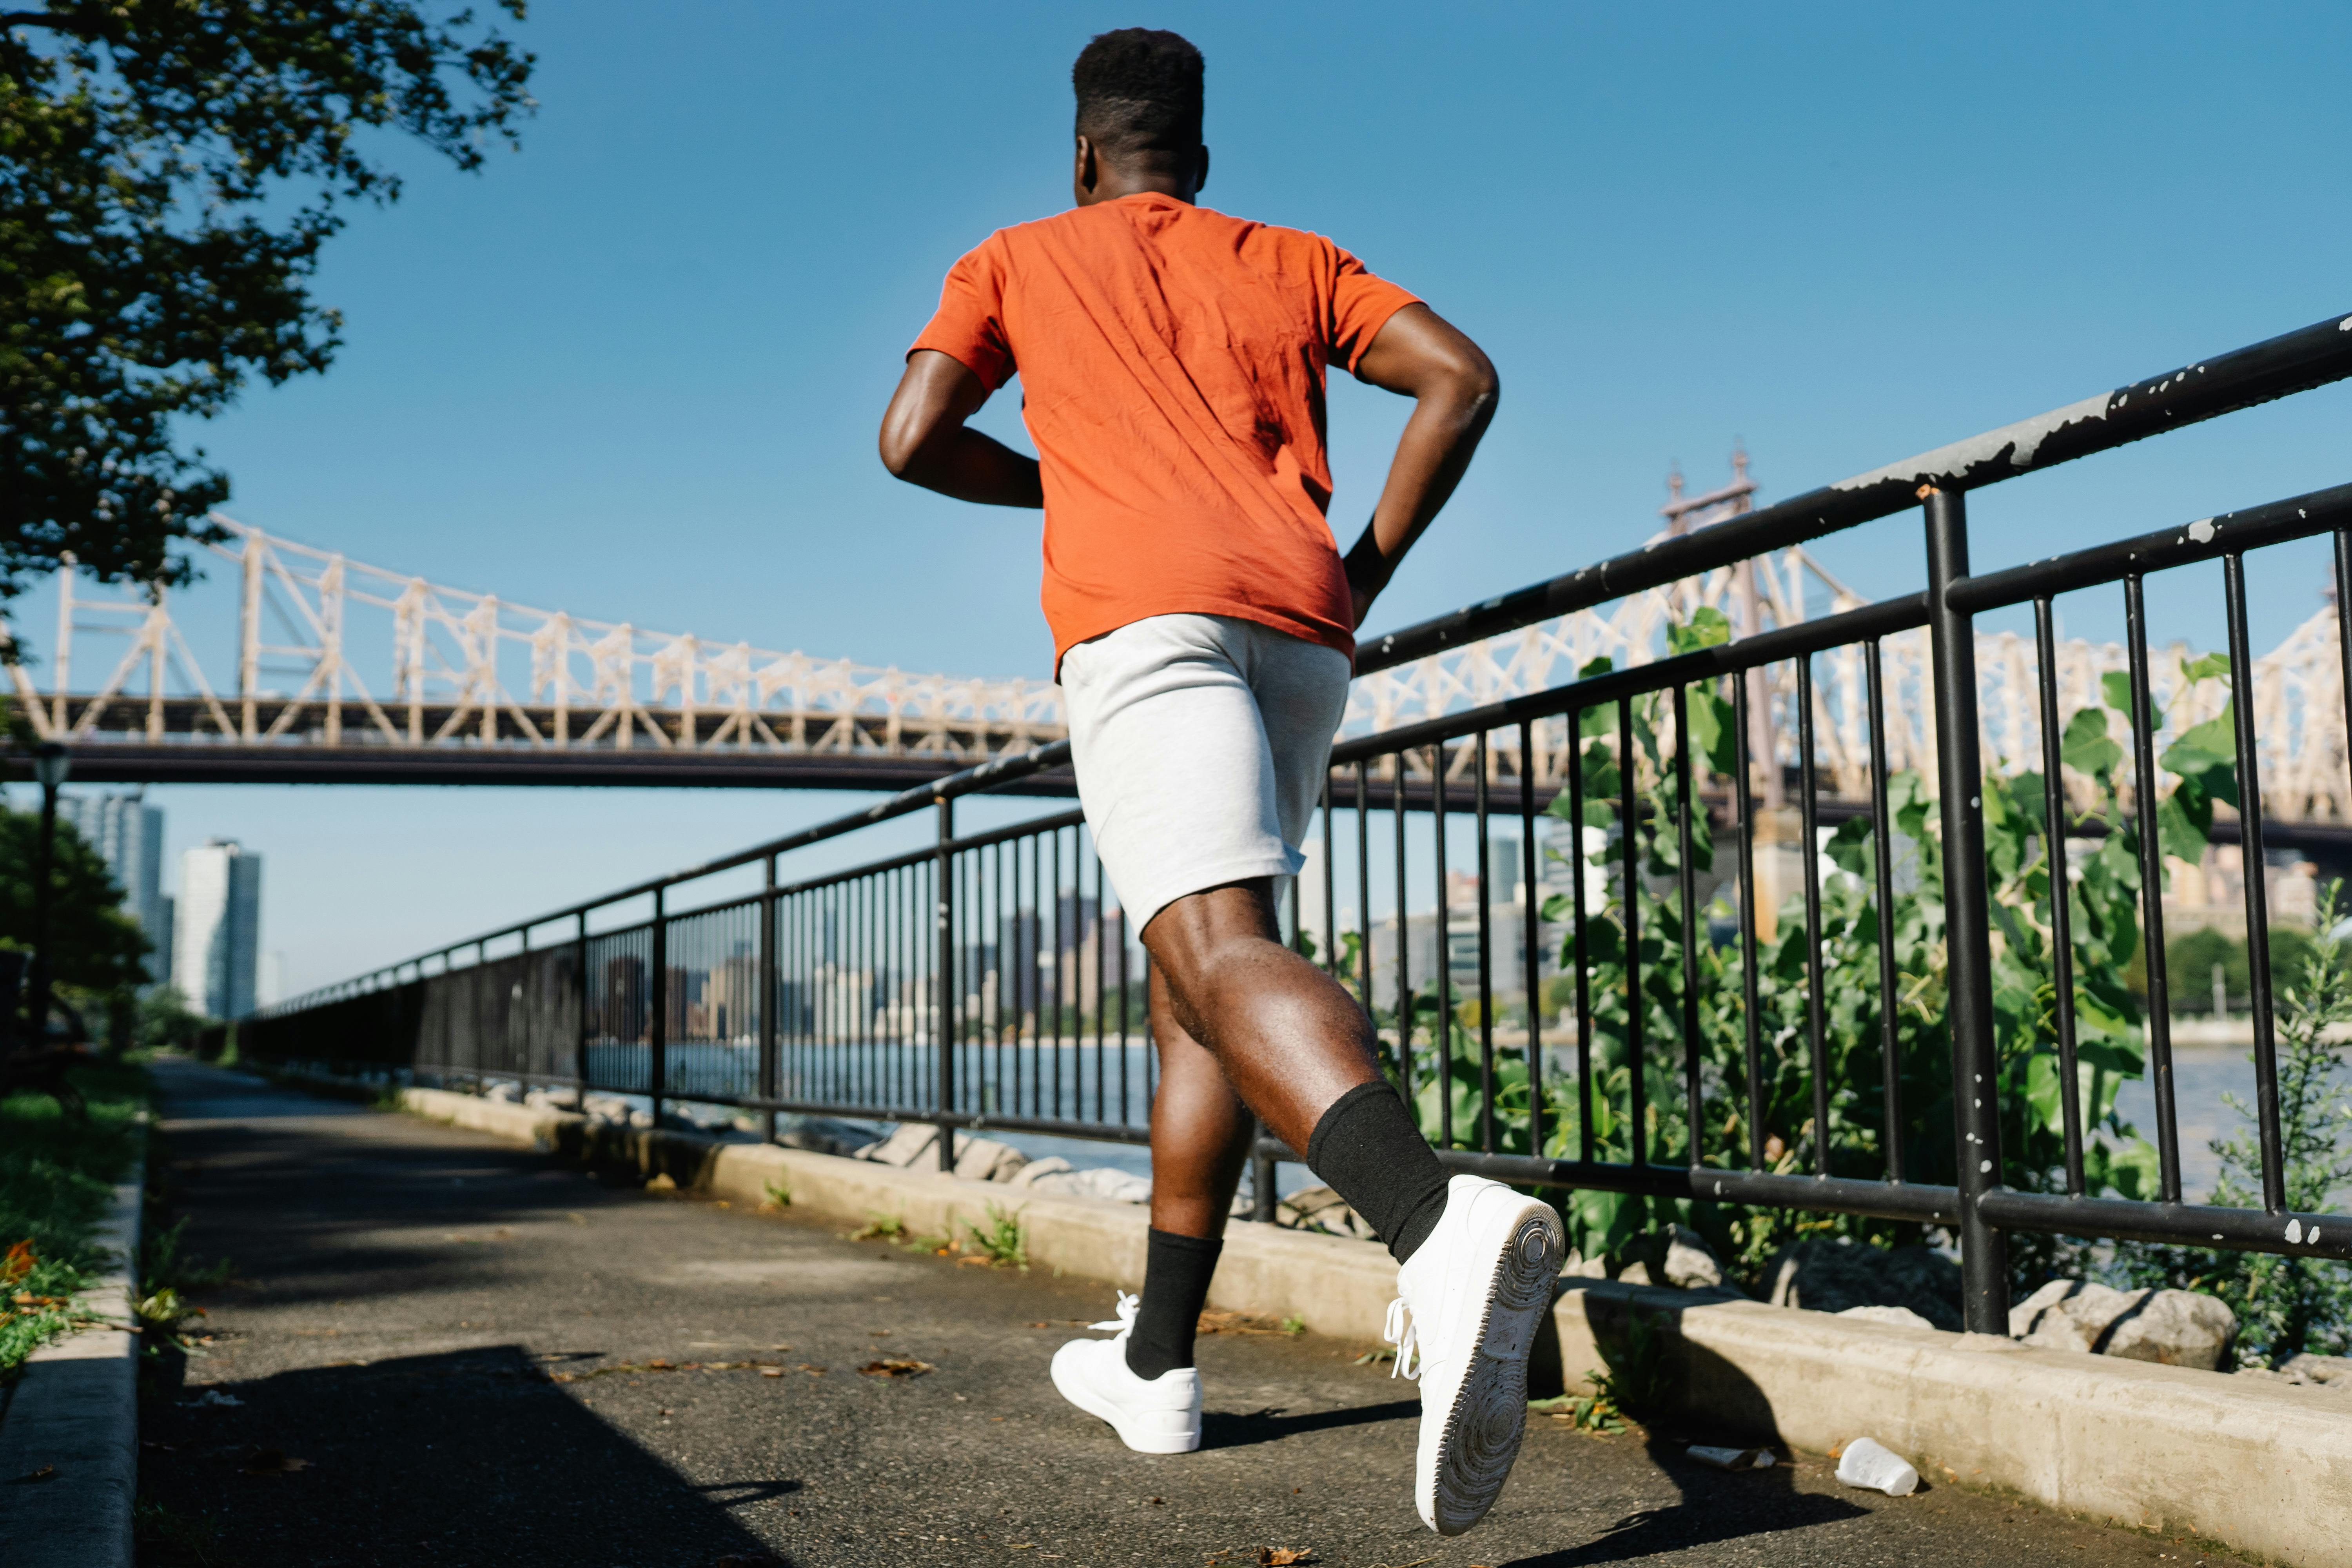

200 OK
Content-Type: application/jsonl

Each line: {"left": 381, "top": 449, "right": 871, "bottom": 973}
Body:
{"left": 2089, "top": 1137, "right": 2162, "bottom": 1203}
{"left": 2181, "top": 651, "right": 2231, "bottom": 682}
{"left": 1887, "top": 769, "right": 1935, "bottom": 848}
{"left": 2161, "top": 702, "right": 2240, "bottom": 809}
{"left": 2157, "top": 776, "right": 2214, "bottom": 867}
{"left": 1576, "top": 658, "right": 1615, "bottom": 738}
{"left": 1682, "top": 687, "right": 1738, "bottom": 777}
{"left": 2023, "top": 1051, "right": 2068, "bottom": 1138}
{"left": 1824, "top": 817, "right": 1874, "bottom": 882}
{"left": 1666, "top": 607, "right": 1733, "bottom": 656}
{"left": 2060, "top": 708, "right": 2124, "bottom": 780}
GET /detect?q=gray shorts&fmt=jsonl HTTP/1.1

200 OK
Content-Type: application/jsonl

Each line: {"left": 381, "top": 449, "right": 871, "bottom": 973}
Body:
{"left": 1060, "top": 613, "right": 1352, "bottom": 935}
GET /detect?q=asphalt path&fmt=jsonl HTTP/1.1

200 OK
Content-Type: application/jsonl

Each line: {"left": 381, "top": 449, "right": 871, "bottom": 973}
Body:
{"left": 137, "top": 1058, "right": 2229, "bottom": 1568}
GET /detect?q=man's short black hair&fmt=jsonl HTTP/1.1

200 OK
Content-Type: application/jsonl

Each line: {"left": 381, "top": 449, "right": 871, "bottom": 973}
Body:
{"left": 1072, "top": 28, "right": 1204, "bottom": 157}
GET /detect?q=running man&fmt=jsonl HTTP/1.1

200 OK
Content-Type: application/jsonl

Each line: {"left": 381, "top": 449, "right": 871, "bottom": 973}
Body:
{"left": 878, "top": 28, "right": 1563, "bottom": 1536}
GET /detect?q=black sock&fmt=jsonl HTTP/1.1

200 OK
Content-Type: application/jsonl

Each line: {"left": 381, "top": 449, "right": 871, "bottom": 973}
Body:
{"left": 1125, "top": 1229, "right": 1223, "bottom": 1381}
{"left": 1306, "top": 1080, "right": 1452, "bottom": 1265}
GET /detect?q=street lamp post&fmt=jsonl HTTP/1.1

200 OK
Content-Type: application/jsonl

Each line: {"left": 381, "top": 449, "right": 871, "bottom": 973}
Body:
{"left": 26, "top": 743, "right": 70, "bottom": 1049}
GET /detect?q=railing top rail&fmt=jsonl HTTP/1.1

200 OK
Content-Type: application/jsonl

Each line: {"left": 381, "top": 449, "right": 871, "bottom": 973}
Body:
{"left": 1947, "top": 478, "right": 2352, "bottom": 613}
{"left": 1356, "top": 309, "right": 2352, "bottom": 675}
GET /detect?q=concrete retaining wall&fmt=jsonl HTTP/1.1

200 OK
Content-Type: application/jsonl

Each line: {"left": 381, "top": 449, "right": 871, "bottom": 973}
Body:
{"left": 394, "top": 1086, "right": 2352, "bottom": 1566}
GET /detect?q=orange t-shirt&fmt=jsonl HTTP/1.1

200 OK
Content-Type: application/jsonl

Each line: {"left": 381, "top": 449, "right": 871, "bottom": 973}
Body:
{"left": 909, "top": 193, "right": 1419, "bottom": 669}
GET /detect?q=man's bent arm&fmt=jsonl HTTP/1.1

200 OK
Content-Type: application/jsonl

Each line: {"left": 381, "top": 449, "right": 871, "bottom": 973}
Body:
{"left": 1342, "top": 304, "right": 1500, "bottom": 629}
{"left": 878, "top": 350, "right": 1045, "bottom": 508}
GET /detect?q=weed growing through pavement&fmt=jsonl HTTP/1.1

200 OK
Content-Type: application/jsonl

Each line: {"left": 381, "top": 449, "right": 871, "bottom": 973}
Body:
{"left": 134, "top": 1500, "right": 236, "bottom": 1567}
{"left": 961, "top": 1203, "right": 1029, "bottom": 1270}
{"left": 762, "top": 1178, "right": 792, "bottom": 1210}
{"left": 844, "top": 1213, "right": 905, "bottom": 1242}
{"left": 1279, "top": 1315, "right": 1305, "bottom": 1335}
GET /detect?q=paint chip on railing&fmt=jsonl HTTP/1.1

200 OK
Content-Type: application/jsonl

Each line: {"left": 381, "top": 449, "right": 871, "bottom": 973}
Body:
{"left": 2288, "top": 1219, "right": 2305, "bottom": 1244}
{"left": 2188, "top": 519, "right": 2217, "bottom": 543}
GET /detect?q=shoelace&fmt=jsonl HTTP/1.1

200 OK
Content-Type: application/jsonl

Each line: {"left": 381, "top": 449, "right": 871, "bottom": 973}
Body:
{"left": 1383, "top": 1296, "right": 1421, "bottom": 1381}
{"left": 1088, "top": 1290, "right": 1140, "bottom": 1335}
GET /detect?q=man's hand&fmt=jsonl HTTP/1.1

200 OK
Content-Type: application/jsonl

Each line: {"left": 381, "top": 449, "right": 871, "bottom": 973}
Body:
{"left": 1342, "top": 305, "right": 1500, "bottom": 630}
{"left": 878, "top": 350, "right": 1045, "bottom": 507}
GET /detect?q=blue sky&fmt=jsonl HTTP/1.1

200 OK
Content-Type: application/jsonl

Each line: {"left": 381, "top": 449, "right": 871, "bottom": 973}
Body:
{"left": 27, "top": 1, "right": 2351, "bottom": 995}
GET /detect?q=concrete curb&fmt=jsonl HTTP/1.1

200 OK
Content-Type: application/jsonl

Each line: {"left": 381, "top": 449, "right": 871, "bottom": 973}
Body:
{"left": 0, "top": 1161, "right": 143, "bottom": 1568}
{"left": 392, "top": 1087, "right": 1401, "bottom": 1337}
{"left": 389, "top": 1085, "right": 2352, "bottom": 1566}
{"left": 1556, "top": 1279, "right": 2352, "bottom": 1565}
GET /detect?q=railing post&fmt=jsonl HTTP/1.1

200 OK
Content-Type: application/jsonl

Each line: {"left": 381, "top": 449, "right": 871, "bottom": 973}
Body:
{"left": 935, "top": 795, "right": 957, "bottom": 1174}
{"left": 650, "top": 886, "right": 668, "bottom": 1131}
{"left": 573, "top": 911, "right": 589, "bottom": 1112}
{"left": 1923, "top": 486, "right": 2009, "bottom": 1331}
{"left": 760, "top": 852, "right": 779, "bottom": 1145}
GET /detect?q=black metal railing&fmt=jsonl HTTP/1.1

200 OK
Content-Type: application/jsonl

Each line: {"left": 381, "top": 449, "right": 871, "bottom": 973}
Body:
{"left": 231, "top": 310, "right": 2352, "bottom": 1333}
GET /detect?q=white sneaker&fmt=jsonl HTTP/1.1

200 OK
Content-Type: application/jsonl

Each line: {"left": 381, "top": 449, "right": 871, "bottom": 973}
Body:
{"left": 1385, "top": 1175, "right": 1566, "bottom": 1535}
{"left": 1049, "top": 1291, "right": 1203, "bottom": 1454}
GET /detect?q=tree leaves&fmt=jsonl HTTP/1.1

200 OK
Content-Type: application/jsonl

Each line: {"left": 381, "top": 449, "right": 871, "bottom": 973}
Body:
{"left": 1, "top": 3, "right": 534, "bottom": 605}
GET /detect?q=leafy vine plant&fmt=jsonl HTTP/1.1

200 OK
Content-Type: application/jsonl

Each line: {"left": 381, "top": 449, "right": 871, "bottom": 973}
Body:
{"left": 1384, "top": 610, "right": 2239, "bottom": 1292}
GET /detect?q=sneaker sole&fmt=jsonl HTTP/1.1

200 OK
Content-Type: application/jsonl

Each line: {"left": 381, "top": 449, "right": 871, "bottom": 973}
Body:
{"left": 1428, "top": 1200, "right": 1565, "bottom": 1535}
{"left": 1049, "top": 1352, "right": 1201, "bottom": 1455}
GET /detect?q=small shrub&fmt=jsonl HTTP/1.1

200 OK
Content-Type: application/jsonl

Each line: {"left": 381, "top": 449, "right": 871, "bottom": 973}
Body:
{"left": 2112, "top": 883, "right": 2352, "bottom": 1365}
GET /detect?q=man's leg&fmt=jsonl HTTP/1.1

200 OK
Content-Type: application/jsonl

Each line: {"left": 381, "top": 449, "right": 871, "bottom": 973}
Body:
{"left": 1140, "top": 879, "right": 1451, "bottom": 1265}
{"left": 1122, "top": 969, "right": 1252, "bottom": 1382}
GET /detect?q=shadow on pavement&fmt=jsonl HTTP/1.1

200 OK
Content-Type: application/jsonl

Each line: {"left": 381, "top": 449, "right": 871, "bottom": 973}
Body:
{"left": 1499, "top": 1436, "right": 1869, "bottom": 1566}
{"left": 138, "top": 1344, "right": 796, "bottom": 1568}
{"left": 1200, "top": 1397, "right": 1421, "bottom": 1450}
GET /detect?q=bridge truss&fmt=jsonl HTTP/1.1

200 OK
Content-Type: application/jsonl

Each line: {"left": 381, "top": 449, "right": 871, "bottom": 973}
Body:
{"left": 4, "top": 496, "right": 2348, "bottom": 823}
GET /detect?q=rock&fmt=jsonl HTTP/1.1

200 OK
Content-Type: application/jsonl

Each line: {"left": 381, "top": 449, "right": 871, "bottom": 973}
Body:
{"left": 2104, "top": 1290, "right": 2236, "bottom": 1369}
{"left": 2280, "top": 1352, "right": 2352, "bottom": 1386}
{"left": 1274, "top": 1184, "right": 1378, "bottom": 1241}
{"left": 1559, "top": 1229, "right": 1728, "bottom": 1292}
{"left": 771, "top": 1114, "right": 880, "bottom": 1158}
{"left": 1835, "top": 1437, "right": 1920, "bottom": 1497}
{"left": 1838, "top": 1304, "right": 1936, "bottom": 1330}
{"left": 853, "top": 1122, "right": 939, "bottom": 1166}
{"left": 1026, "top": 1166, "right": 1152, "bottom": 1203}
{"left": 2009, "top": 1279, "right": 2236, "bottom": 1369}
{"left": 1006, "top": 1156, "right": 1074, "bottom": 1188}
{"left": 849, "top": 1124, "right": 1027, "bottom": 1180}
{"left": 955, "top": 1138, "right": 1030, "bottom": 1182}
{"left": 1767, "top": 1239, "right": 1963, "bottom": 1330}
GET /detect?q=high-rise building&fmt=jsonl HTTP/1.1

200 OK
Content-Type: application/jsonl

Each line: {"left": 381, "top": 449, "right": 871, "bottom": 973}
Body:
{"left": 174, "top": 839, "right": 263, "bottom": 1019}
{"left": 55, "top": 792, "right": 168, "bottom": 983}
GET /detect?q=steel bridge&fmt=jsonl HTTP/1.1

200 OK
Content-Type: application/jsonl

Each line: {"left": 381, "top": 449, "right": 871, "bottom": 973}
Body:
{"left": 7, "top": 483, "right": 2352, "bottom": 828}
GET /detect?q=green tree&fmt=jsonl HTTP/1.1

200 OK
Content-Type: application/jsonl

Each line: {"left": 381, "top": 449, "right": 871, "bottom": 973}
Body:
{"left": 2, "top": 2, "right": 533, "bottom": 605}
{"left": 0, "top": 803, "right": 149, "bottom": 995}
{"left": 136, "top": 982, "right": 207, "bottom": 1047}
